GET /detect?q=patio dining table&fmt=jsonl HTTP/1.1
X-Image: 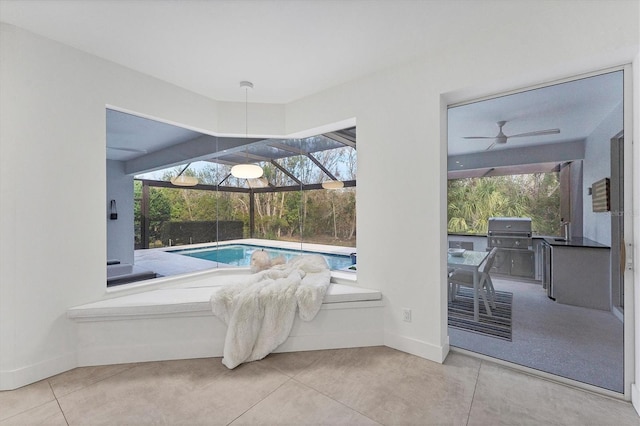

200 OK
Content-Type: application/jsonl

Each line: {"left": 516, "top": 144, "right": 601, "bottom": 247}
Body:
{"left": 447, "top": 249, "right": 490, "bottom": 321}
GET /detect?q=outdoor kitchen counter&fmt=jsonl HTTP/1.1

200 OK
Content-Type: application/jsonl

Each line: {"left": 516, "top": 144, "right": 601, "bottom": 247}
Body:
{"left": 541, "top": 236, "right": 610, "bottom": 249}
{"left": 541, "top": 237, "right": 611, "bottom": 311}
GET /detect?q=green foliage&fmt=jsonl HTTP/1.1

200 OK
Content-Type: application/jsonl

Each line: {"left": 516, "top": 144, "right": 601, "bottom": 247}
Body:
{"left": 135, "top": 159, "right": 357, "bottom": 248}
{"left": 448, "top": 173, "right": 560, "bottom": 235}
{"left": 134, "top": 181, "right": 172, "bottom": 247}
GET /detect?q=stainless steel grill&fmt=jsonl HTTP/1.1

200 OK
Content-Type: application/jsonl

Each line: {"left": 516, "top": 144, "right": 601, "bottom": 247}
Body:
{"left": 487, "top": 217, "right": 532, "bottom": 249}
{"left": 487, "top": 217, "right": 535, "bottom": 279}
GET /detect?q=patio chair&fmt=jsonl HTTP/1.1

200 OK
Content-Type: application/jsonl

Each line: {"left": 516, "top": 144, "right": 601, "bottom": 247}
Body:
{"left": 448, "top": 247, "right": 498, "bottom": 315}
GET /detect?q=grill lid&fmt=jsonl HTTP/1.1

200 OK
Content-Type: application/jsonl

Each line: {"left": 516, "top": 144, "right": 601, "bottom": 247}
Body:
{"left": 487, "top": 217, "right": 532, "bottom": 233}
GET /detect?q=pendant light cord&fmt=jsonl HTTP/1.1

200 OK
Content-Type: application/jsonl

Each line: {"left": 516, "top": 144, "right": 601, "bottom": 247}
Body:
{"left": 245, "top": 85, "right": 248, "bottom": 138}
{"left": 176, "top": 163, "right": 190, "bottom": 177}
{"left": 245, "top": 86, "right": 249, "bottom": 162}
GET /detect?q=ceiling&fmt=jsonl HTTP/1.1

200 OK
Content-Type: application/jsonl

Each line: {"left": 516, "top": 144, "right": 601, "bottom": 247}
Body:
{"left": 0, "top": 0, "right": 459, "bottom": 104}
{"left": 1, "top": 1, "right": 625, "bottom": 169}
{"left": 448, "top": 71, "right": 624, "bottom": 157}
{"left": 106, "top": 109, "right": 202, "bottom": 161}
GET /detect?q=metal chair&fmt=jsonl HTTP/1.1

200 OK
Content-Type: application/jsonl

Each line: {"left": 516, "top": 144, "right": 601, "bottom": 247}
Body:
{"left": 448, "top": 247, "right": 498, "bottom": 316}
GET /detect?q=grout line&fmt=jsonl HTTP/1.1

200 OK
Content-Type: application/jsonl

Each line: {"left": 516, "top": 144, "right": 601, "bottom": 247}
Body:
{"left": 290, "top": 376, "right": 383, "bottom": 425}
{"left": 225, "top": 351, "right": 337, "bottom": 425}
{"left": 50, "top": 363, "right": 140, "bottom": 399}
{"left": 224, "top": 377, "right": 293, "bottom": 426}
{"left": 465, "top": 359, "right": 483, "bottom": 426}
{"left": 48, "top": 381, "right": 70, "bottom": 426}
{"left": 247, "top": 348, "right": 381, "bottom": 425}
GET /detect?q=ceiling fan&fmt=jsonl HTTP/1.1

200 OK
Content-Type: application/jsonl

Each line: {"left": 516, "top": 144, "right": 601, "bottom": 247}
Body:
{"left": 464, "top": 120, "right": 560, "bottom": 151}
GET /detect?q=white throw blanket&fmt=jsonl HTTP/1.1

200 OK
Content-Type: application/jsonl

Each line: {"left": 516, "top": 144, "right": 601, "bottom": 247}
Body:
{"left": 210, "top": 254, "right": 331, "bottom": 369}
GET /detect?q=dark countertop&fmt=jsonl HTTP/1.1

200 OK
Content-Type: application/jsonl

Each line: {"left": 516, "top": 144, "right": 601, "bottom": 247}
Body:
{"left": 540, "top": 236, "right": 610, "bottom": 249}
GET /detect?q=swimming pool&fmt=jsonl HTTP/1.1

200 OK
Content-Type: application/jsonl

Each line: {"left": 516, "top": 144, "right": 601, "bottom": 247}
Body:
{"left": 171, "top": 244, "right": 355, "bottom": 270}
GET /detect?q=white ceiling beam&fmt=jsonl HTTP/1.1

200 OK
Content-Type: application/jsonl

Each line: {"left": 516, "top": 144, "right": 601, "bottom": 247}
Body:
{"left": 447, "top": 139, "right": 586, "bottom": 172}
{"left": 324, "top": 132, "right": 356, "bottom": 148}
{"left": 124, "top": 135, "right": 262, "bottom": 174}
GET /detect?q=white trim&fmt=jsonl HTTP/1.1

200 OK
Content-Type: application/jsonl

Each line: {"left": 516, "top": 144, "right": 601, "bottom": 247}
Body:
{"left": 451, "top": 347, "right": 627, "bottom": 401}
{"left": 443, "top": 63, "right": 636, "bottom": 400}
{"left": 275, "top": 330, "right": 383, "bottom": 353}
{"left": 383, "top": 331, "right": 449, "bottom": 363}
{"left": 0, "top": 352, "right": 76, "bottom": 391}
{"left": 630, "top": 51, "right": 640, "bottom": 415}
{"left": 446, "top": 65, "right": 629, "bottom": 110}
{"left": 621, "top": 63, "right": 636, "bottom": 401}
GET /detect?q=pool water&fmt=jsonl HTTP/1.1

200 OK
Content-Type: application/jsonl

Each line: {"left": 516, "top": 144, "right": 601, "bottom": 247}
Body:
{"left": 172, "top": 244, "right": 354, "bottom": 270}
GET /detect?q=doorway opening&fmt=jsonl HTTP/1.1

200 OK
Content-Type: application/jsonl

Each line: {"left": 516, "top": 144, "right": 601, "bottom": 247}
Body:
{"left": 446, "top": 69, "right": 628, "bottom": 395}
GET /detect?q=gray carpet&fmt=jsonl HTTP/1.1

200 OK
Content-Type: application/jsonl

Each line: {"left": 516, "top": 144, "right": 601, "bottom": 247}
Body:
{"left": 449, "top": 278, "right": 624, "bottom": 393}
{"left": 448, "top": 287, "right": 512, "bottom": 341}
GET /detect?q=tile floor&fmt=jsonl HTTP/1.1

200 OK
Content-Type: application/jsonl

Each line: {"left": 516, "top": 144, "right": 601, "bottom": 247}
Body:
{"left": 1, "top": 346, "right": 637, "bottom": 425}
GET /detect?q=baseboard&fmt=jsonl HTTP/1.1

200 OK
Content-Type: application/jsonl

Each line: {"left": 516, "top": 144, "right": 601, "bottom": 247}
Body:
{"left": 383, "top": 331, "right": 448, "bottom": 363}
{"left": 276, "top": 330, "right": 383, "bottom": 353}
{"left": 0, "top": 351, "right": 76, "bottom": 391}
{"left": 632, "top": 383, "right": 640, "bottom": 416}
{"left": 77, "top": 338, "right": 225, "bottom": 367}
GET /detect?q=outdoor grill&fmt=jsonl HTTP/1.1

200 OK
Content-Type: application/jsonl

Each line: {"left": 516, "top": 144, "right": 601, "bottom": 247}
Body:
{"left": 487, "top": 217, "right": 534, "bottom": 278}
{"left": 487, "top": 217, "right": 532, "bottom": 249}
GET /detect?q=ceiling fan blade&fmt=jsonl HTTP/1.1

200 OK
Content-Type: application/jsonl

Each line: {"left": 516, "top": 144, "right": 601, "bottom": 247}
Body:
{"left": 485, "top": 142, "right": 496, "bottom": 151}
{"left": 508, "top": 128, "right": 560, "bottom": 139}
{"left": 462, "top": 136, "right": 498, "bottom": 140}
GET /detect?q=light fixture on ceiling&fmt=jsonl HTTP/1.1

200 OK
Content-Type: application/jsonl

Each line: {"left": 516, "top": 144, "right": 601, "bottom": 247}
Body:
{"left": 322, "top": 180, "right": 344, "bottom": 190}
{"left": 171, "top": 163, "right": 198, "bottom": 187}
{"left": 231, "top": 81, "right": 264, "bottom": 179}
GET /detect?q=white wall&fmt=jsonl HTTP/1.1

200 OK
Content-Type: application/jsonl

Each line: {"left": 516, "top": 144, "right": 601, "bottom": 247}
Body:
{"left": 286, "top": 3, "right": 640, "bottom": 364}
{"left": 582, "top": 102, "right": 624, "bottom": 246}
{"left": 106, "top": 160, "right": 134, "bottom": 264}
{"left": 0, "top": 23, "right": 222, "bottom": 390}
{"left": 1, "top": 1, "right": 639, "bottom": 405}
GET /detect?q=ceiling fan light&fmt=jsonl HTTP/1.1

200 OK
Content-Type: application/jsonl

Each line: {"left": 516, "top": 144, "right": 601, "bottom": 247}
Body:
{"left": 231, "top": 163, "right": 263, "bottom": 179}
{"left": 322, "top": 180, "right": 344, "bottom": 190}
{"left": 170, "top": 175, "right": 199, "bottom": 186}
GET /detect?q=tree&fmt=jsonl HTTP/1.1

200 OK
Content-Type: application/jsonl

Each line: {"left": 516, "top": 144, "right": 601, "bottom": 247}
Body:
{"left": 135, "top": 142, "right": 358, "bottom": 247}
{"left": 448, "top": 173, "right": 560, "bottom": 235}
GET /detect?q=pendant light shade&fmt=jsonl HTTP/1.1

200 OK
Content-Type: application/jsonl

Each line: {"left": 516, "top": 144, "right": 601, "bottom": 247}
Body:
{"left": 171, "top": 175, "right": 199, "bottom": 186}
{"left": 247, "top": 177, "right": 269, "bottom": 188}
{"left": 233, "top": 80, "right": 263, "bottom": 180}
{"left": 231, "top": 163, "right": 263, "bottom": 179}
{"left": 322, "top": 180, "right": 344, "bottom": 190}
{"left": 171, "top": 163, "right": 198, "bottom": 187}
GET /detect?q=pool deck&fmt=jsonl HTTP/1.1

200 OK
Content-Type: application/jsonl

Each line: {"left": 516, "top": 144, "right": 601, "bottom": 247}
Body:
{"left": 134, "top": 238, "right": 356, "bottom": 278}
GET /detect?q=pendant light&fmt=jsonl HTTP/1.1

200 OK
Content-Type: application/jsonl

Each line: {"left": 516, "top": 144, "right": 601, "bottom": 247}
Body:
{"left": 171, "top": 163, "right": 198, "bottom": 186}
{"left": 322, "top": 180, "right": 344, "bottom": 190}
{"left": 247, "top": 177, "right": 269, "bottom": 188}
{"left": 231, "top": 81, "right": 263, "bottom": 179}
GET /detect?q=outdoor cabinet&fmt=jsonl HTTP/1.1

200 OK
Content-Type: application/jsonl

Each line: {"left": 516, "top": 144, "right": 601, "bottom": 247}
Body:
{"left": 490, "top": 248, "right": 535, "bottom": 279}
{"left": 511, "top": 250, "right": 535, "bottom": 278}
{"left": 492, "top": 249, "right": 511, "bottom": 275}
{"left": 550, "top": 245, "right": 611, "bottom": 311}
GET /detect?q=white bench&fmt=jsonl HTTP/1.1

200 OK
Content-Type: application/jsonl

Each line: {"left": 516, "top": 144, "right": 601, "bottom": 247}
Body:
{"left": 68, "top": 283, "right": 384, "bottom": 366}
